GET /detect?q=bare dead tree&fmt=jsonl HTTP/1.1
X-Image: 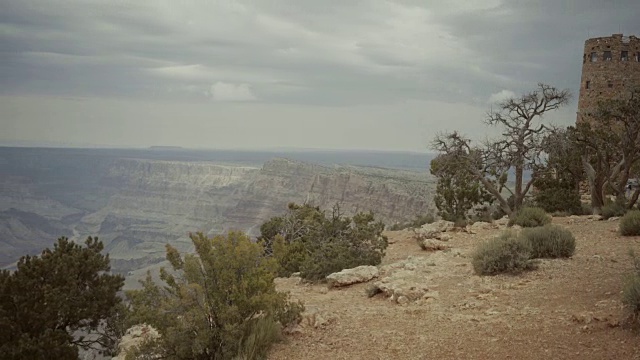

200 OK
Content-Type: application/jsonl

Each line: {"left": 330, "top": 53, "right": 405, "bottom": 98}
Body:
{"left": 431, "top": 83, "right": 571, "bottom": 217}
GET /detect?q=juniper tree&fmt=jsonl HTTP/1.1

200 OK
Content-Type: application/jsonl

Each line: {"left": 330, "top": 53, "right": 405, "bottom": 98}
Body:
{"left": 0, "top": 237, "right": 124, "bottom": 359}
{"left": 432, "top": 83, "right": 571, "bottom": 217}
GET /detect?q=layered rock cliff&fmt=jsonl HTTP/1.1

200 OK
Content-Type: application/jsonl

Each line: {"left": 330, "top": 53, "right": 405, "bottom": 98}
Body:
{"left": 225, "top": 158, "right": 434, "bottom": 234}
{"left": 0, "top": 149, "right": 435, "bottom": 271}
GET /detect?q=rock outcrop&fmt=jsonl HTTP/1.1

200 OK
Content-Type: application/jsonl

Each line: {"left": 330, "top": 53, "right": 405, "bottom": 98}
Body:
{"left": 369, "top": 253, "right": 464, "bottom": 304}
{"left": 414, "top": 220, "right": 455, "bottom": 251}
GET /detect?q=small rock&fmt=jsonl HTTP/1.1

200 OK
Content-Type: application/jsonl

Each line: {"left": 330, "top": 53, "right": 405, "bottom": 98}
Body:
{"left": 608, "top": 217, "right": 620, "bottom": 221}
{"left": 572, "top": 312, "right": 594, "bottom": 324}
{"left": 422, "top": 291, "right": 439, "bottom": 300}
{"left": 397, "top": 296, "right": 409, "bottom": 305}
{"left": 283, "top": 324, "right": 304, "bottom": 335}
{"left": 608, "top": 318, "right": 621, "bottom": 328}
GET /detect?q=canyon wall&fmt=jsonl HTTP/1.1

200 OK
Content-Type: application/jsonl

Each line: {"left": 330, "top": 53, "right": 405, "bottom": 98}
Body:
{"left": 0, "top": 148, "right": 435, "bottom": 271}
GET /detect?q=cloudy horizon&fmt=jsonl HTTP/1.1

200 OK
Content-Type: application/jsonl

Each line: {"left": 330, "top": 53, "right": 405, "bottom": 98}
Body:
{"left": 1, "top": 0, "right": 637, "bottom": 151}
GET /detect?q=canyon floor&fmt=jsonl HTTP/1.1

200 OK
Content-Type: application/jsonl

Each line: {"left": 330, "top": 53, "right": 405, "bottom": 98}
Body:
{"left": 269, "top": 216, "right": 640, "bottom": 360}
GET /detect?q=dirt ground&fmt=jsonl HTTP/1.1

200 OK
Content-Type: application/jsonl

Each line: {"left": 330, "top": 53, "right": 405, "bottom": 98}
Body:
{"left": 269, "top": 217, "right": 640, "bottom": 360}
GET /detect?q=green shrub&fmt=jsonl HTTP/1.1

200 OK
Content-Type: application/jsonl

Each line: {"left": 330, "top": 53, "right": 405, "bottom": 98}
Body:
{"left": 125, "top": 231, "right": 303, "bottom": 360}
{"left": 580, "top": 202, "right": 593, "bottom": 215}
{"left": 622, "top": 274, "right": 640, "bottom": 326}
{"left": 602, "top": 201, "right": 627, "bottom": 220}
{"left": 620, "top": 210, "right": 640, "bottom": 236}
{"left": 236, "top": 315, "right": 283, "bottom": 360}
{"left": 521, "top": 225, "right": 576, "bottom": 258}
{"left": 300, "top": 240, "right": 383, "bottom": 282}
{"left": 510, "top": 207, "right": 551, "bottom": 228}
{"left": 534, "top": 184, "right": 582, "bottom": 215}
{"left": 261, "top": 203, "right": 388, "bottom": 281}
{"left": 271, "top": 235, "right": 307, "bottom": 277}
{"left": 622, "top": 252, "right": 640, "bottom": 326}
{"left": 471, "top": 231, "right": 535, "bottom": 276}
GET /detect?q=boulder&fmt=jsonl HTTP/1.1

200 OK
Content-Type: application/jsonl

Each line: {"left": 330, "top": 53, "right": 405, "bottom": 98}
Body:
{"left": 469, "top": 221, "right": 495, "bottom": 231}
{"left": 414, "top": 220, "right": 456, "bottom": 241}
{"left": 416, "top": 229, "right": 441, "bottom": 239}
{"left": 374, "top": 277, "right": 432, "bottom": 302}
{"left": 326, "top": 265, "right": 379, "bottom": 288}
{"left": 421, "top": 220, "right": 455, "bottom": 233}
{"left": 418, "top": 239, "right": 450, "bottom": 252}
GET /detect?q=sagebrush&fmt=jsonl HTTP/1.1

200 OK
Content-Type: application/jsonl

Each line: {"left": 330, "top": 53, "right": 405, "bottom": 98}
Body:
{"left": 471, "top": 231, "right": 535, "bottom": 276}
{"left": 602, "top": 201, "right": 627, "bottom": 220}
{"left": 622, "top": 251, "right": 640, "bottom": 326}
{"left": 521, "top": 225, "right": 575, "bottom": 258}
{"left": 620, "top": 210, "right": 640, "bottom": 236}
{"left": 510, "top": 207, "right": 551, "bottom": 228}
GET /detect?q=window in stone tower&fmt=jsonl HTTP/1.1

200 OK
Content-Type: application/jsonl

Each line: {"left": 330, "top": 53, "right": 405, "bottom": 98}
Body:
{"left": 608, "top": 81, "right": 613, "bottom": 88}
{"left": 585, "top": 81, "right": 590, "bottom": 89}
{"left": 604, "top": 51, "right": 612, "bottom": 61}
{"left": 621, "top": 51, "right": 629, "bottom": 61}
{"left": 590, "top": 52, "right": 598, "bottom": 62}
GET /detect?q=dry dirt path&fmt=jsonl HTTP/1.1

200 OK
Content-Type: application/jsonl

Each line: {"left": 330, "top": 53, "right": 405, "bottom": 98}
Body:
{"left": 269, "top": 217, "right": 640, "bottom": 360}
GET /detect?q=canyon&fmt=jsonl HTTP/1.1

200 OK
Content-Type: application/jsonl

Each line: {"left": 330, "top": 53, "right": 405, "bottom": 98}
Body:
{"left": 0, "top": 147, "right": 435, "bottom": 273}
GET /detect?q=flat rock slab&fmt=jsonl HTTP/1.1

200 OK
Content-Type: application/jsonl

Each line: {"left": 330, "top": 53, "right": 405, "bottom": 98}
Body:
{"left": 326, "top": 265, "right": 379, "bottom": 288}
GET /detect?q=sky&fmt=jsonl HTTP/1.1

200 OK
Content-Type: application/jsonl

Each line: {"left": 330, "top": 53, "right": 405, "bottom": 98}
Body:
{"left": 1, "top": 0, "right": 638, "bottom": 151}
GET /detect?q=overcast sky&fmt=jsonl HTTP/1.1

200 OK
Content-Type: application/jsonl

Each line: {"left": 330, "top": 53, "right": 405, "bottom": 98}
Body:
{"left": 1, "top": 0, "right": 637, "bottom": 151}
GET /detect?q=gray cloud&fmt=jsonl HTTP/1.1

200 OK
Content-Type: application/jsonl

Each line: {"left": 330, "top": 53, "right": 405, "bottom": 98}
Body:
{"left": 0, "top": 0, "right": 637, "bottom": 149}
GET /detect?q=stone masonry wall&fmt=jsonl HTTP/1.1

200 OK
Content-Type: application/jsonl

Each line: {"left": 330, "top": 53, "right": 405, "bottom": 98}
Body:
{"left": 577, "top": 34, "right": 640, "bottom": 123}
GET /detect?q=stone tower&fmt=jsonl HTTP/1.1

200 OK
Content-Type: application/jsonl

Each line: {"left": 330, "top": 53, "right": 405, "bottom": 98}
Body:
{"left": 577, "top": 33, "right": 640, "bottom": 123}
